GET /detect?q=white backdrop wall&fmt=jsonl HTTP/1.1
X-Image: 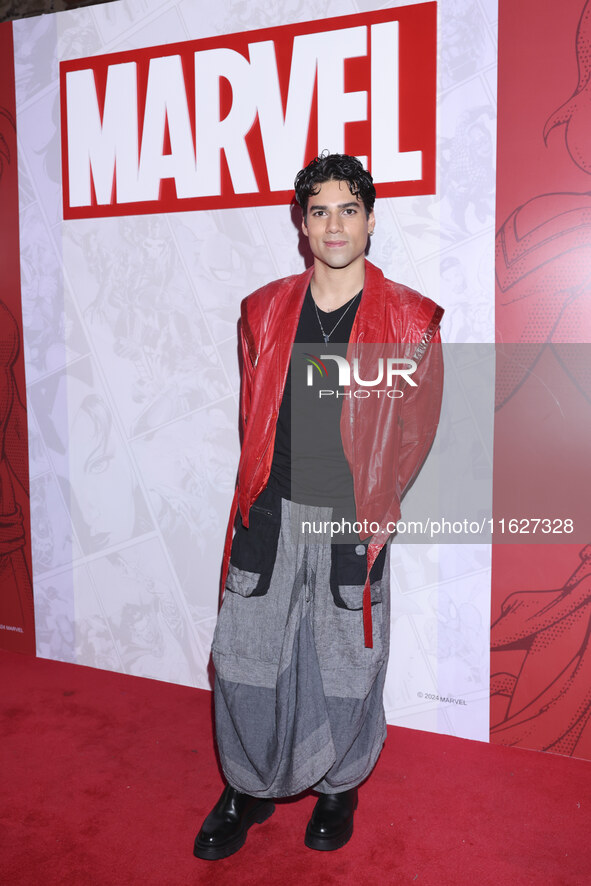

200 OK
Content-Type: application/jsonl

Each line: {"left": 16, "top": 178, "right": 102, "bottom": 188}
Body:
{"left": 14, "top": 0, "right": 497, "bottom": 741}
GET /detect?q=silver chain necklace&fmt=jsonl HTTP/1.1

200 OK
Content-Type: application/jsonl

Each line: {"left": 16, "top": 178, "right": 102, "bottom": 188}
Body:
{"left": 313, "top": 290, "right": 361, "bottom": 344}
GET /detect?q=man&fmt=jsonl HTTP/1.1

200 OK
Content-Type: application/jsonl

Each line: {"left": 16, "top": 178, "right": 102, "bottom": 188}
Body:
{"left": 194, "top": 154, "right": 444, "bottom": 860}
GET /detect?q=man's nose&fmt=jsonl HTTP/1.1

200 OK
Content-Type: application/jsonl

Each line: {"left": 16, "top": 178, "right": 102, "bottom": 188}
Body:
{"left": 326, "top": 212, "right": 343, "bottom": 232}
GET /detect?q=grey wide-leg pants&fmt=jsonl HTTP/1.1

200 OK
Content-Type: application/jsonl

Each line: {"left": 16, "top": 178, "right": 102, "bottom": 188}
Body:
{"left": 211, "top": 498, "right": 390, "bottom": 798}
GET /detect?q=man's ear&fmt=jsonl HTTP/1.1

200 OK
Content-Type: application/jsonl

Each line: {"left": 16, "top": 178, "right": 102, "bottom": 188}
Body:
{"left": 368, "top": 209, "right": 375, "bottom": 236}
{"left": 301, "top": 215, "right": 309, "bottom": 237}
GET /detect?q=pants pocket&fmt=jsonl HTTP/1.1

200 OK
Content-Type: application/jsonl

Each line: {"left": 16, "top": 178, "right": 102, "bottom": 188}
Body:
{"left": 329, "top": 543, "right": 387, "bottom": 610}
{"left": 225, "top": 485, "right": 282, "bottom": 597}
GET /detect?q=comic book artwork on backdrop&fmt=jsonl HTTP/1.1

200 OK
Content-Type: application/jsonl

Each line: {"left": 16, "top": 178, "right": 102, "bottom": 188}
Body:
{"left": 0, "top": 23, "right": 34, "bottom": 656}
{"left": 491, "top": 0, "right": 591, "bottom": 760}
{"left": 11, "top": 0, "right": 497, "bottom": 746}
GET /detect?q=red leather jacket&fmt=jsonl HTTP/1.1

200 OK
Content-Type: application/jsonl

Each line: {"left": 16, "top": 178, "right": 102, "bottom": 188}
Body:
{"left": 222, "top": 259, "right": 444, "bottom": 646}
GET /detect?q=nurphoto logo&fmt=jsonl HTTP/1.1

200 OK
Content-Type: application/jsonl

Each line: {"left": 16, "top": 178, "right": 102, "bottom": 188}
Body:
{"left": 304, "top": 353, "right": 417, "bottom": 399}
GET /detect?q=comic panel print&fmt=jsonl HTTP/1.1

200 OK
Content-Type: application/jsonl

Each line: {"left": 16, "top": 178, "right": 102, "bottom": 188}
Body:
{"left": 130, "top": 400, "right": 239, "bottom": 614}
{"left": 63, "top": 216, "right": 231, "bottom": 439}
{"left": 385, "top": 543, "right": 491, "bottom": 742}
{"left": 28, "top": 357, "right": 153, "bottom": 557}
{"left": 493, "top": 0, "right": 591, "bottom": 759}
{"left": 85, "top": 538, "right": 206, "bottom": 686}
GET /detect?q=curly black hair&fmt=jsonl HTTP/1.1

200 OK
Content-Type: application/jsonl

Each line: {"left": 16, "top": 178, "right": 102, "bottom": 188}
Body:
{"left": 294, "top": 152, "right": 376, "bottom": 217}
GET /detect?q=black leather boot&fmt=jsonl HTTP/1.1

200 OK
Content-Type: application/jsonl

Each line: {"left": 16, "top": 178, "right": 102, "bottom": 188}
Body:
{"left": 304, "top": 787, "right": 358, "bottom": 851}
{"left": 193, "top": 783, "right": 275, "bottom": 860}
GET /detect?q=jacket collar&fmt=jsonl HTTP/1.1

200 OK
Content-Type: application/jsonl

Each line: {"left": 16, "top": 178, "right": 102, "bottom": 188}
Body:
{"left": 352, "top": 260, "right": 387, "bottom": 343}
{"left": 277, "top": 259, "right": 387, "bottom": 346}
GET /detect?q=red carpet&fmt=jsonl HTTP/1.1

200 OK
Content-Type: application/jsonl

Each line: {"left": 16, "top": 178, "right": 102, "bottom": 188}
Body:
{"left": 1, "top": 650, "right": 590, "bottom": 886}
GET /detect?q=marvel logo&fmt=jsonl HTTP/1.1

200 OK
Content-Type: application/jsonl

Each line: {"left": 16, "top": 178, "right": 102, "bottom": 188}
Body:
{"left": 60, "top": 3, "right": 436, "bottom": 219}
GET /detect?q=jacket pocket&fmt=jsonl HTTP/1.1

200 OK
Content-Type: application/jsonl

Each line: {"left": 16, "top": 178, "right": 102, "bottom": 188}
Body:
{"left": 225, "top": 485, "right": 282, "bottom": 597}
{"left": 329, "top": 543, "right": 387, "bottom": 610}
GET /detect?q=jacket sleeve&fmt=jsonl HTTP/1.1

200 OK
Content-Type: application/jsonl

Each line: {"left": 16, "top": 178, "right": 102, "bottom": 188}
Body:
{"left": 239, "top": 298, "right": 257, "bottom": 434}
{"left": 220, "top": 299, "right": 257, "bottom": 594}
{"left": 398, "top": 326, "right": 444, "bottom": 499}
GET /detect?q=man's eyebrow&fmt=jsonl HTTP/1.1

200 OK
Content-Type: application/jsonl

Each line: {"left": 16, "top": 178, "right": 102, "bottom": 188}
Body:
{"left": 308, "top": 201, "right": 361, "bottom": 210}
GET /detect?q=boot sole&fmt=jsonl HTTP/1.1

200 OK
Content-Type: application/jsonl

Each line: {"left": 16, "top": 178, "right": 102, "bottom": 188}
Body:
{"left": 194, "top": 800, "right": 275, "bottom": 861}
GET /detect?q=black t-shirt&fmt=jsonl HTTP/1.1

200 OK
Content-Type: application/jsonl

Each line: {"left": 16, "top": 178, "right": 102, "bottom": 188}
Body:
{"left": 268, "top": 285, "right": 361, "bottom": 505}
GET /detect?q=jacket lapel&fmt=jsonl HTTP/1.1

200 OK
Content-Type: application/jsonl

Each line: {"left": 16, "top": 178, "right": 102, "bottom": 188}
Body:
{"left": 272, "top": 266, "right": 313, "bottom": 409}
{"left": 351, "top": 260, "right": 388, "bottom": 344}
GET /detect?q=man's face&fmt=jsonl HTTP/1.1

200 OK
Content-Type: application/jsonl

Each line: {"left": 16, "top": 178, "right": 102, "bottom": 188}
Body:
{"left": 301, "top": 179, "right": 374, "bottom": 272}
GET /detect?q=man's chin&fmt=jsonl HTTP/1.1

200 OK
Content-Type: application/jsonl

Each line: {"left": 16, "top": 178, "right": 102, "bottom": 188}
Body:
{"left": 316, "top": 252, "right": 360, "bottom": 271}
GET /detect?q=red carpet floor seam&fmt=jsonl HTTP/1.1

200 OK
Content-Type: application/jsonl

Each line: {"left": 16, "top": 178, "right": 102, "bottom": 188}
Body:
{"left": 1, "top": 650, "right": 590, "bottom": 886}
